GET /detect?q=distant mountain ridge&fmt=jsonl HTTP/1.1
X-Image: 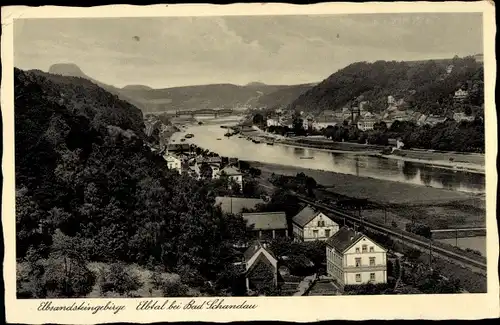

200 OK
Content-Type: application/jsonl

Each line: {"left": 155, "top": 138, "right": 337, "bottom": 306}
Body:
{"left": 45, "top": 63, "right": 316, "bottom": 113}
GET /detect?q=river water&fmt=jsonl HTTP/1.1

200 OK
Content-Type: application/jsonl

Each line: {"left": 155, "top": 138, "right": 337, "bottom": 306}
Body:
{"left": 437, "top": 236, "right": 486, "bottom": 256}
{"left": 171, "top": 123, "right": 485, "bottom": 194}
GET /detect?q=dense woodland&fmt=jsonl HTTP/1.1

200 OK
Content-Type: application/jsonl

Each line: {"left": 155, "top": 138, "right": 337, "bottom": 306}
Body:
{"left": 288, "top": 56, "right": 484, "bottom": 116}
{"left": 15, "top": 68, "right": 252, "bottom": 298}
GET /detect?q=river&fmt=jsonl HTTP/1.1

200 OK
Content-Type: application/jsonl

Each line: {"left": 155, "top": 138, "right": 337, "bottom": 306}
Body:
{"left": 437, "top": 236, "right": 486, "bottom": 256}
{"left": 171, "top": 123, "right": 485, "bottom": 194}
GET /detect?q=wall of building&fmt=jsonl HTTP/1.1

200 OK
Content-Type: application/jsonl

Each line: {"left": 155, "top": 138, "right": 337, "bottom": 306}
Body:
{"left": 302, "top": 212, "right": 340, "bottom": 241}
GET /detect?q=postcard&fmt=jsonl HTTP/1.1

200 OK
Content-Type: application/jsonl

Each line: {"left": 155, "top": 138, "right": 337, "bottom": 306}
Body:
{"left": 1, "top": 2, "right": 498, "bottom": 324}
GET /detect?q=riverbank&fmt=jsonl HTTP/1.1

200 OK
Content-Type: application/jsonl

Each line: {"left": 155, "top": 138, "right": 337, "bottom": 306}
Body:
{"left": 241, "top": 127, "right": 485, "bottom": 174}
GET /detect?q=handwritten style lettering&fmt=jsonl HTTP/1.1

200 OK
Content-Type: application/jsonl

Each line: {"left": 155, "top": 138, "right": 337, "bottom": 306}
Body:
{"left": 38, "top": 301, "right": 126, "bottom": 314}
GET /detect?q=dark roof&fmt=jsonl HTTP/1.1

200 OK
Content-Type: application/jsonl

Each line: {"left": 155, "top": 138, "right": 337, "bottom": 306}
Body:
{"left": 325, "top": 226, "right": 364, "bottom": 253}
{"left": 214, "top": 196, "right": 265, "bottom": 214}
{"left": 242, "top": 212, "right": 287, "bottom": 230}
{"left": 196, "top": 156, "right": 222, "bottom": 164}
{"left": 221, "top": 166, "right": 242, "bottom": 176}
{"left": 292, "top": 205, "right": 321, "bottom": 227}
{"left": 243, "top": 240, "right": 277, "bottom": 262}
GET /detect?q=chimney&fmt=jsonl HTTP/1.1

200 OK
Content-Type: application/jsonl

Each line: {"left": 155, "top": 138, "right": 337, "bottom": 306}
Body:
{"left": 350, "top": 236, "right": 354, "bottom": 241}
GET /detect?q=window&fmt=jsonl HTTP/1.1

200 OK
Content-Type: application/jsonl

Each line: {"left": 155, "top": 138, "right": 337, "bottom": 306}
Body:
{"left": 355, "top": 247, "right": 360, "bottom": 253}
{"left": 355, "top": 274, "right": 361, "bottom": 282}
{"left": 362, "top": 245, "right": 367, "bottom": 253}
{"left": 325, "top": 229, "right": 331, "bottom": 238}
{"left": 369, "top": 246, "right": 374, "bottom": 252}
{"left": 355, "top": 258, "right": 361, "bottom": 267}
{"left": 313, "top": 230, "right": 319, "bottom": 238}
{"left": 370, "top": 273, "right": 375, "bottom": 281}
{"left": 369, "top": 257, "right": 376, "bottom": 266}
{"left": 317, "top": 220, "right": 325, "bottom": 227}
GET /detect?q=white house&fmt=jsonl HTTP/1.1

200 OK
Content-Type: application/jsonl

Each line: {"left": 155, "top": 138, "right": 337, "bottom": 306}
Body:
{"left": 220, "top": 166, "right": 243, "bottom": 191}
{"left": 266, "top": 118, "right": 280, "bottom": 127}
{"left": 292, "top": 205, "right": 340, "bottom": 242}
{"left": 356, "top": 117, "right": 376, "bottom": 131}
{"left": 326, "top": 227, "right": 388, "bottom": 287}
{"left": 163, "top": 153, "right": 182, "bottom": 174}
{"left": 454, "top": 89, "right": 469, "bottom": 101}
{"left": 194, "top": 156, "right": 222, "bottom": 179}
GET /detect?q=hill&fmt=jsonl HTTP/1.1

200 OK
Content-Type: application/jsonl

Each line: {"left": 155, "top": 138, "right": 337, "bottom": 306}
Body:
{"left": 14, "top": 68, "right": 248, "bottom": 298}
{"left": 48, "top": 63, "right": 151, "bottom": 112}
{"left": 122, "top": 85, "right": 154, "bottom": 91}
{"left": 287, "top": 56, "right": 484, "bottom": 116}
{"left": 255, "top": 83, "right": 315, "bottom": 109}
{"left": 46, "top": 63, "right": 315, "bottom": 113}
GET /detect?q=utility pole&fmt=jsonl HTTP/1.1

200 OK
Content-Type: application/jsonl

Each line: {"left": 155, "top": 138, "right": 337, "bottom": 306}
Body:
{"left": 456, "top": 229, "right": 459, "bottom": 247}
{"left": 384, "top": 207, "right": 387, "bottom": 224}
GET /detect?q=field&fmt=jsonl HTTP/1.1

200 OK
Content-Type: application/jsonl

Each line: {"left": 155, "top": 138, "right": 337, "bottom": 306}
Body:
{"left": 252, "top": 161, "right": 486, "bottom": 232}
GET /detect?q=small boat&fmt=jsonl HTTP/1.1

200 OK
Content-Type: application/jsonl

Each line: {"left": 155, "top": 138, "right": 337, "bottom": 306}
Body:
{"left": 217, "top": 138, "right": 222, "bottom": 140}
{"left": 185, "top": 134, "right": 194, "bottom": 139}
{"left": 252, "top": 139, "right": 261, "bottom": 144}
{"left": 180, "top": 138, "right": 186, "bottom": 142}
{"left": 300, "top": 156, "right": 314, "bottom": 160}
{"left": 266, "top": 141, "right": 274, "bottom": 146}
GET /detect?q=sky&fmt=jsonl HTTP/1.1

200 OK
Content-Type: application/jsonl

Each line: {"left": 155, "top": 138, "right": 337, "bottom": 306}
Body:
{"left": 14, "top": 13, "right": 483, "bottom": 88}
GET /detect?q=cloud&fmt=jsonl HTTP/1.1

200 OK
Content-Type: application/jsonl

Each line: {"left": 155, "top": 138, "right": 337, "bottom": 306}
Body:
{"left": 14, "top": 13, "right": 483, "bottom": 87}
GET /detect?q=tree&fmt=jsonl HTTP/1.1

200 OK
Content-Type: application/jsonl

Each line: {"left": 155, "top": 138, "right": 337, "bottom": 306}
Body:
{"left": 199, "top": 162, "right": 214, "bottom": 179}
{"left": 252, "top": 113, "right": 265, "bottom": 125}
{"left": 99, "top": 263, "right": 143, "bottom": 296}
{"left": 292, "top": 111, "right": 304, "bottom": 135}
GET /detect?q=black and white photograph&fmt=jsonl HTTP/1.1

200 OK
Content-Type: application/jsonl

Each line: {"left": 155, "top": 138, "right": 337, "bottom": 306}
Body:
{"left": 2, "top": 2, "right": 498, "bottom": 323}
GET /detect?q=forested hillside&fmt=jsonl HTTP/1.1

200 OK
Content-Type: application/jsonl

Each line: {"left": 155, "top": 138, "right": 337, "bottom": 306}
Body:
{"left": 15, "top": 68, "right": 248, "bottom": 298}
{"left": 255, "top": 83, "right": 315, "bottom": 110}
{"left": 288, "top": 56, "right": 484, "bottom": 116}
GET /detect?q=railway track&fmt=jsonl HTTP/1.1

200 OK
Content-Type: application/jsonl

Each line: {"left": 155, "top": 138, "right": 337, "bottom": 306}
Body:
{"left": 295, "top": 195, "right": 487, "bottom": 274}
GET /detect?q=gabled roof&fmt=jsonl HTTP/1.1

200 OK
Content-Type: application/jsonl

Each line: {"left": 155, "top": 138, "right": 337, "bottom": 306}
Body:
{"left": 292, "top": 205, "right": 332, "bottom": 228}
{"left": 243, "top": 240, "right": 278, "bottom": 262}
{"left": 221, "top": 166, "right": 242, "bottom": 176}
{"left": 214, "top": 196, "right": 265, "bottom": 214}
{"left": 325, "top": 226, "right": 364, "bottom": 253}
{"left": 196, "top": 156, "right": 222, "bottom": 164}
{"left": 242, "top": 211, "right": 287, "bottom": 230}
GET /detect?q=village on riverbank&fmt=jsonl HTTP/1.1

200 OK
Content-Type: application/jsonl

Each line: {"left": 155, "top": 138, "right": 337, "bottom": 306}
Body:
{"left": 142, "top": 111, "right": 486, "bottom": 296}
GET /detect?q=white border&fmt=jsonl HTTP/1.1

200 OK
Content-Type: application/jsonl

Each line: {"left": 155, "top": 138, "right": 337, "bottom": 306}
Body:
{"left": 2, "top": 2, "right": 498, "bottom": 323}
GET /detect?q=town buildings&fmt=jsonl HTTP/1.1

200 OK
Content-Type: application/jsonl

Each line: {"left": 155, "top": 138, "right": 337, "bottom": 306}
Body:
{"left": 215, "top": 196, "right": 265, "bottom": 214}
{"left": 163, "top": 153, "right": 182, "bottom": 174}
{"left": 454, "top": 88, "right": 469, "bottom": 102}
{"left": 221, "top": 166, "right": 243, "bottom": 191}
{"left": 241, "top": 211, "right": 288, "bottom": 241}
{"left": 194, "top": 156, "right": 222, "bottom": 179}
{"left": 325, "top": 227, "right": 388, "bottom": 287}
{"left": 243, "top": 241, "right": 280, "bottom": 292}
{"left": 356, "top": 116, "right": 377, "bottom": 131}
{"left": 292, "top": 205, "right": 340, "bottom": 242}
{"left": 453, "top": 112, "right": 475, "bottom": 123}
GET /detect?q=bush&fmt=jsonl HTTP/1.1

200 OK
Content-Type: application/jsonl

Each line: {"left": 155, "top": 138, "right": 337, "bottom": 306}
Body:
{"left": 160, "top": 280, "right": 190, "bottom": 297}
{"left": 99, "top": 263, "right": 142, "bottom": 296}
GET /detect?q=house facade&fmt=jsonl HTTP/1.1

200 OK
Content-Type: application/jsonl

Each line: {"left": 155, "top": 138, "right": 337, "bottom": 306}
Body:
{"left": 194, "top": 156, "right": 222, "bottom": 179}
{"left": 357, "top": 117, "right": 376, "bottom": 131}
{"left": 243, "top": 241, "right": 279, "bottom": 292}
{"left": 326, "top": 227, "right": 388, "bottom": 287}
{"left": 221, "top": 166, "right": 243, "bottom": 191}
{"left": 163, "top": 153, "right": 182, "bottom": 174}
{"left": 266, "top": 118, "right": 280, "bottom": 127}
{"left": 242, "top": 212, "right": 288, "bottom": 241}
{"left": 292, "top": 205, "right": 340, "bottom": 242}
{"left": 454, "top": 89, "right": 469, "bottom": 102}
